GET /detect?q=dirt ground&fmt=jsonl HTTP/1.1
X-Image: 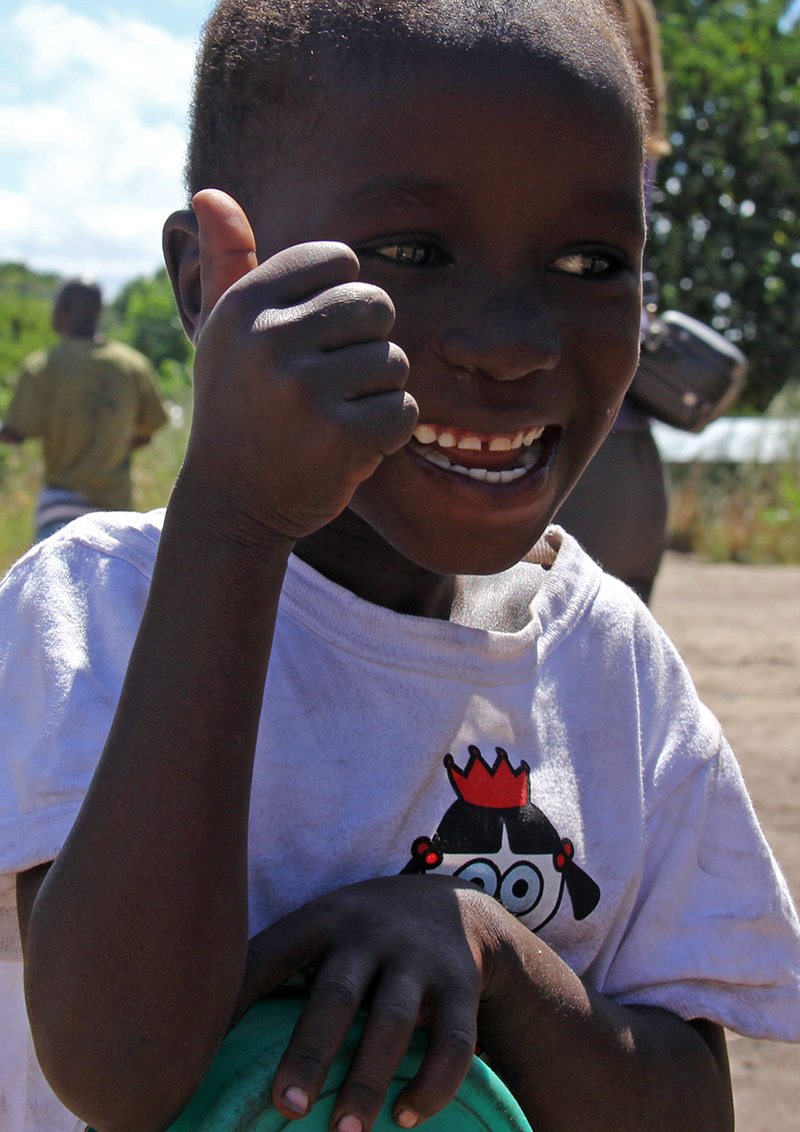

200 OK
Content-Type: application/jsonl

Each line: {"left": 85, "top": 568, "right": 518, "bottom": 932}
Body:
{"left": 651, "top": 553, "right": 800, "bottom": 1131}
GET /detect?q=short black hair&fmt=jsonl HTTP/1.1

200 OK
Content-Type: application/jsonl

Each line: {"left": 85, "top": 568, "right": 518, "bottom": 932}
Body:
{"left": 54, "top": 278, "right": 103, "bottom": 337}
{"left": 186, "top": 0, "right": 646, "bottom": 210}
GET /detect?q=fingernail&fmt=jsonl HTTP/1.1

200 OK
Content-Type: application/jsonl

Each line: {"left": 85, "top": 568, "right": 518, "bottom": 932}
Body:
{"left": 281, "top": 1085, "right": 309, "bottom": 1115}
{"left": 336, "top": 1116, "right": 363, "bottom": 1132}
{"left": 395, "top": 1110, "right": 419, "bottom": 1129}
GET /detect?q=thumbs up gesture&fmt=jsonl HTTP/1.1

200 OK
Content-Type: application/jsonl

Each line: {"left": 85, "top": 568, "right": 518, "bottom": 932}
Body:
{"left": 167, "top": 189, "right": 418, "bottom": 542}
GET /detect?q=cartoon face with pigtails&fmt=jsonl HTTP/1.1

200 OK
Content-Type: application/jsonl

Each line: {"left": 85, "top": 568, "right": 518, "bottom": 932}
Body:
{"left": 402, "top": 745, "right": 600, "bottom": 932}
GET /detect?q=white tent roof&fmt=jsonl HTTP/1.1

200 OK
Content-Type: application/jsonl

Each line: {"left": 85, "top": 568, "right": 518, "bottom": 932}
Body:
{"left": 653, "top": 418, "right": 800, "bottom": 464}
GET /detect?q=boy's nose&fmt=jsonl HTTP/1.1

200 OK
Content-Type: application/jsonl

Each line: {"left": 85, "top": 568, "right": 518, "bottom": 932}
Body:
{"left": 437, "top": 286, "right": 561, "bottom": 382}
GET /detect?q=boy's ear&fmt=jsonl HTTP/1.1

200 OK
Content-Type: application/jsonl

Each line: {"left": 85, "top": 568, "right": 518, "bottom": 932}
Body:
{"left": 163, "top": 209, "right": 203, "bottom": 344}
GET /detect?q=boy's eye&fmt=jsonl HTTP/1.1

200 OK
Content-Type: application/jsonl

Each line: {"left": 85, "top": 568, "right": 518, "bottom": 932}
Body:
{"left": 362, "top": 241, "right": 449, "bottom": 267}
{"left": 548, "top": 251, "right": 623, "bottom": 277}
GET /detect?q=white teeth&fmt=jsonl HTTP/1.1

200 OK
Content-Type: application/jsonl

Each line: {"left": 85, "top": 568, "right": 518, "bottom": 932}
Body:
{"left": 420, "top": 449, "right": 452, "bottom": 470}
{"left": 409, "top": 423, "right": 547, "bottom": 479}
{"left": 418, "top": 446, "right": 531, "bottom": 483}
{"left": 413, "top": 423, "right": 546, "bottom": 458}
{"left": 414, "top": 424, "right": 438, "bottom": 445}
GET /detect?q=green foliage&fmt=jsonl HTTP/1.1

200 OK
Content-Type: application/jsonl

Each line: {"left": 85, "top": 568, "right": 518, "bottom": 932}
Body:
{"left": 0, "top": 264, "right": 60, "bottom": 414}
{"left": 650, "top": 0, "right": 800, "bottom": 410}
{"left": 109, "top": 268, "right": 194, "bottom": 399}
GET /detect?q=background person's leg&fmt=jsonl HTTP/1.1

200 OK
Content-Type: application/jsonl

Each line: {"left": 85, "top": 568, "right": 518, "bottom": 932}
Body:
{"left": 34, "top": 486, "right": 98, "bottom": 543}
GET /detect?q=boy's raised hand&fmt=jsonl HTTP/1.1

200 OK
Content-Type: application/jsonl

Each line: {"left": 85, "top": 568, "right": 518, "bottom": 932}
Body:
{"left": 181, "top": 189, "right": 418, "bottom": 541}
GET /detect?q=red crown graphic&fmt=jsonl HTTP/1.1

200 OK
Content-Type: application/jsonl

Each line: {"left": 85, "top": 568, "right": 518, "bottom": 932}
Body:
{"left": 445, "top": 746, "right": 530, "bottom": 809}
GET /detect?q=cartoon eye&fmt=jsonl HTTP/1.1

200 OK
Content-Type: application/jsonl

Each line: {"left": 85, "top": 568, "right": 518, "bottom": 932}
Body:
{"left": 454, "top": 858, "right": 501, "bottom": 897}
{"left": 498, "top": 862, "right": 544, "bottom": 917}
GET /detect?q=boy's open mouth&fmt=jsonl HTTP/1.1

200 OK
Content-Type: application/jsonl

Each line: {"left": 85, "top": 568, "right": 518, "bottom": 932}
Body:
{"left": 409, "top": 422, "right": 557, "bottom": 483}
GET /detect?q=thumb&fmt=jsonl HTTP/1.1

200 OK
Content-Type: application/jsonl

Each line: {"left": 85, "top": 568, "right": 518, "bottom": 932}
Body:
{"left": 234, "top": 904, "right": 327, "bottom": 1024}
{"left": 193, "top": 188, "right": 259, "bottom": 324}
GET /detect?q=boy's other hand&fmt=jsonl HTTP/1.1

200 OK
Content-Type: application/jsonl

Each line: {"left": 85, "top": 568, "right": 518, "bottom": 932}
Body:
{"left": 238, "top": 875, "right": 505, "bottom": 1131}
{"left": 178, "top": 189, "right": 418, "bottom": 543}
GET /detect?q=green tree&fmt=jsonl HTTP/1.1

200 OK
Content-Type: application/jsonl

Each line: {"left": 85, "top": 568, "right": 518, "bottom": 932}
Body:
{"left": 0, "top": 264, "right": 60, "bottom": 413}
{"left": 110, "top": 268, "right": 193, "bottom": 400}
{"left": 649, "top": 0, "right": 800, "bottom": 410}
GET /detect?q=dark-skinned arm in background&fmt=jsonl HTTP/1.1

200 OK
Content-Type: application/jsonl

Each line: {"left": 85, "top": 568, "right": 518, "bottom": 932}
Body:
{"left": 16, "top": 191, "right": 733, "bottom": 1132}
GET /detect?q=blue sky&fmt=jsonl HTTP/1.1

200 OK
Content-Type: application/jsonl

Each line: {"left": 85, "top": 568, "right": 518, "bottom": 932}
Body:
{"left": 1, "top": 1, "right": 214, "bottom": 294}
{"left": 2, "top": 1, "right": 799, "bottom": 296}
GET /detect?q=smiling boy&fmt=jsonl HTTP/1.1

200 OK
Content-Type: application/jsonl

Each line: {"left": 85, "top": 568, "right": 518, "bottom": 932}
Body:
{"left": 1, "top": 3, "right": 799, "bottom": 1131}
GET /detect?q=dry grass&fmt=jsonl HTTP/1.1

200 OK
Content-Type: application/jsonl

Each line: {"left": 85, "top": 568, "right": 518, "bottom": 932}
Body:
{"left": 669, "top": 460, "right": 800, "bottom": 564}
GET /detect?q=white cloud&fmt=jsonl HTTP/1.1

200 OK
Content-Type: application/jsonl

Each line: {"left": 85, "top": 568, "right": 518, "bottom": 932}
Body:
{"left": 0, "top": 2, "right": 198, "bottom": 295}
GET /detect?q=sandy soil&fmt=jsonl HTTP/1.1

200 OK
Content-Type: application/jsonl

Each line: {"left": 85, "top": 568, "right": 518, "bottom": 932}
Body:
{"left": 651, "top": 553, "right": 800, "bottom": 1131}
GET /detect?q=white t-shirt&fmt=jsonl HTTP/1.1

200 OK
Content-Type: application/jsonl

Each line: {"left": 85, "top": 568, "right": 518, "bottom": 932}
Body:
{"left": 1, "top": 510, "right": 798, "bottom": 1130}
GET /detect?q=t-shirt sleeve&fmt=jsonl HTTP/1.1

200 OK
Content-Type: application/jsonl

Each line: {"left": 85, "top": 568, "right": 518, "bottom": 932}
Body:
{"left": 2, "top": 358, "right": 46, "bottom": 438}
{"left": 601, "top": 617, "right": 800, "bottom": 1041}
{"left": 133, "top": 359, "right": 169, "bottom": 440}
{"left": 0, "top": 534, "right": 149, "bottom": 880}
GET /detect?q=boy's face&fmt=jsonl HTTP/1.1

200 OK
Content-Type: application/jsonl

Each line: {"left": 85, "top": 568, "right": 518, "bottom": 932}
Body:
{"left": 235, "top": 46, "right": 644, "bottom": 576}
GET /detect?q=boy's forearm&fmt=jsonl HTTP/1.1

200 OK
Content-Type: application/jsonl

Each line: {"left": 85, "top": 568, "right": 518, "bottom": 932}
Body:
{"left": 23, "top": 485, "right": 295, "bottom": 1131}
{"left": 478, "top": 921, "right": 733, "bottom": 1131}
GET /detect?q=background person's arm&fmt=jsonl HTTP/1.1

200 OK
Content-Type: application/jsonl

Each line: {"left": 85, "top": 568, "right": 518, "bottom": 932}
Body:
{"left": 0, "top": 423, "right": 25, "bottom": 444}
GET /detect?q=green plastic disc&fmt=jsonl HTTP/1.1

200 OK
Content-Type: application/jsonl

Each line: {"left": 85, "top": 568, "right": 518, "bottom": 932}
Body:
{"left": 164, "top": 995, "right": 533, "bottom": 1131}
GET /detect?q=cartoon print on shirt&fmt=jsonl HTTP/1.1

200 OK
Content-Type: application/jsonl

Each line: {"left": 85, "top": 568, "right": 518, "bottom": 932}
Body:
{"left": 402, "top": 745, "right": 600, "bottom": 931}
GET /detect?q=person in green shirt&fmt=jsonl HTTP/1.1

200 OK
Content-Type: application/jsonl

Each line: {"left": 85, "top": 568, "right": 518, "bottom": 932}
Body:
{"left": 0, "top": 277, "right": 168, "bottom": 540}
